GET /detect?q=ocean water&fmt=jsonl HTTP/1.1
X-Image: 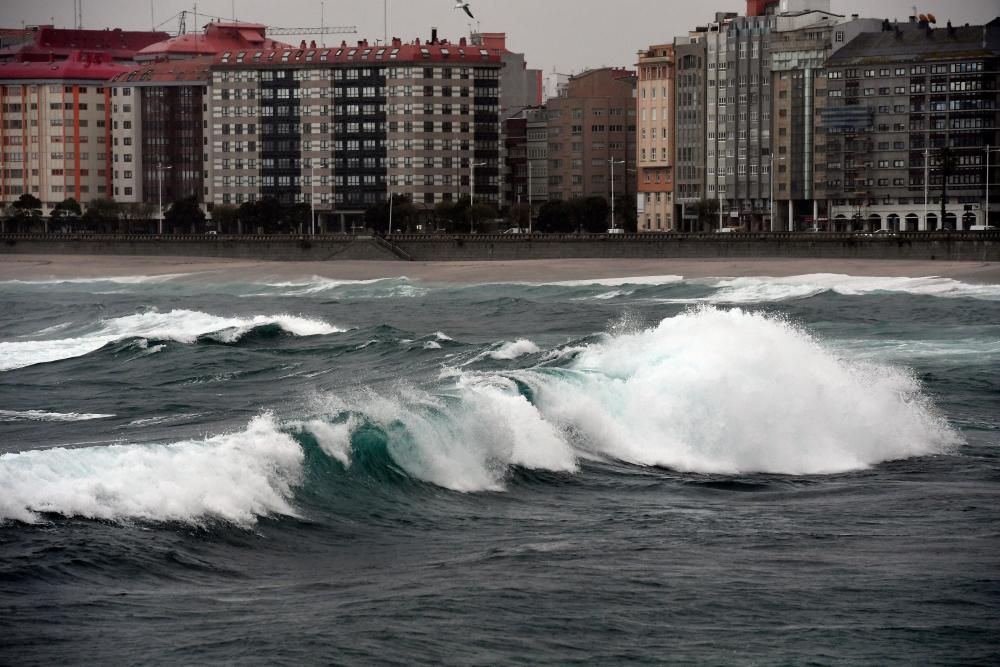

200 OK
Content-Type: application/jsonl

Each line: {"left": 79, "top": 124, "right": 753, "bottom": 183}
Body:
{"left": 1, "top": 271, "right": 998, "bottom": 665}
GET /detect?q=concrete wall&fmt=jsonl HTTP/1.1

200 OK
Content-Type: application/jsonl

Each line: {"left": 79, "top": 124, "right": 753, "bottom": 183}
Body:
{"left": 1, "top": 232, "right": 998, "bottom": 262}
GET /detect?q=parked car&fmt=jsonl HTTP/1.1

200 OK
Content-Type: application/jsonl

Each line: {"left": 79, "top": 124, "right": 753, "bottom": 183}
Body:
{"left": 970, "top": 225, "right": 997, "bottom": 231}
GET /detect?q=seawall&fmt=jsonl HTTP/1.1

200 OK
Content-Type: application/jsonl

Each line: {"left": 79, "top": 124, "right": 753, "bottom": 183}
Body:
{"left": 1, "top": 232, "right": 998, "bottom": 262}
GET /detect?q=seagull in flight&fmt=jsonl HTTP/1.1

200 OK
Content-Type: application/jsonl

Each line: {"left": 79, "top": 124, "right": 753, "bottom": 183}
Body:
{"left": 454, "top": 1, "right": 475, "bottom": 19}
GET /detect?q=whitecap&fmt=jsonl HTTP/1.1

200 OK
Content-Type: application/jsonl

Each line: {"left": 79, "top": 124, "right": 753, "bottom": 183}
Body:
{"left": 0, "top": 414, "right": 302, "bottom": 526}
{"left": 0, "top": 410, "right": 114, "bottom": 423}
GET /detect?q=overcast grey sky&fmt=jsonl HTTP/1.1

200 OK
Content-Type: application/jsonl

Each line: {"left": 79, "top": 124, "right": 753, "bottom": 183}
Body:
{"left": 3, "top": 0, "right": 997, "bottom": 76}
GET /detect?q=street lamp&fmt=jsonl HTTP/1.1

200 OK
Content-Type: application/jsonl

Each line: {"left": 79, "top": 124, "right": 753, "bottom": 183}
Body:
{"left": 526, "top": 157, "right": 536, "bottom": 234}
{"left": 470, "top": 160, "right": 486, "bottom": 233}
{"left": 608, "top": 158, "right": 625, "bottom": 232}
{"left": 986, "top": 145, "right": 1000, "bottom": 227}
{"left": 156, "top": 163, "right": 172, "bottom": 235}
{"left": 769, "top": 154, "right": 785, "bottom": 232}
{"left": 310, "top": 159, "right": 316, "bottom": 236}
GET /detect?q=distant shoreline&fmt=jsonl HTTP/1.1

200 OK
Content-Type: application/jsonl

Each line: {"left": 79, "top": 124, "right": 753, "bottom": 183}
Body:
{"left": 2, "top": 254, "right": 998, "bottom": 285}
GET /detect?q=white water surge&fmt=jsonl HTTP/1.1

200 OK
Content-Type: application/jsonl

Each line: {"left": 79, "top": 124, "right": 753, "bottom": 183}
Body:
{"left": 0, "top": 415, "right": 302, "bottom": 525}
{"left": 0, "top": 309, "right": 343, "bottom": 372}
{"left": 667, "top": 274, "right": 1000, "bottom": 304}
{"left": 0, "top": 308, "right": 961, "bottom": 523}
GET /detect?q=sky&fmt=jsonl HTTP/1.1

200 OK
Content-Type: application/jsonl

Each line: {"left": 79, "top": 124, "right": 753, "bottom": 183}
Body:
{"left": 3, "top": 0, "right": 998, "bottom": 78}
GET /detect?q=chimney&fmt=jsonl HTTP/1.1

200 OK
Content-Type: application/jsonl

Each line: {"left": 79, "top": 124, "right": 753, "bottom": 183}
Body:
{"left": 310, "top": 40, "right": 316, "bottom": 48}
{"left": 431, "top": 27, "right": 438, "bottom": 44}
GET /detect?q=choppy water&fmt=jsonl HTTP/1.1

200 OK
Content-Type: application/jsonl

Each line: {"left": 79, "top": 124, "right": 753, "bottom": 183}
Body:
{"left": 1, "top": 271, "right": 998, "bottom": 665}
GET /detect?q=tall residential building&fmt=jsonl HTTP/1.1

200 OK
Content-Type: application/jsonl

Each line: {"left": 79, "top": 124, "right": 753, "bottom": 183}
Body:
{"left": 673, "top": 30, "right": 708, "bottom": 231}
{"left": 818, "top": 18, "right": 1000, "bottom": 231}
{"left": 109, "top": 23, "right": 292, "bottom": 217}
{"left": 109, "top": 59, "right": 212, "bottom": 215}
{"left": 502, "top": 105, "right": 547, "bottom": 214}
{"left": 206, "top": 35, "right": 503, "bottom": 230}
{"left": 769, "top": 5, "right": 881, "bottom": 230}
{"left": 0, "top": 27, "right": 167, "bottom": 212}
{"left": 470, "top": 32, "right": 542, "bottom": 112}
{"left": 636, "top": 43, "right": 675, "bottom": 231}
{"left": 546, "top": 68, "right": 636, "bottom": 217}
{"left": 704, "top": 4, "right": 777, "bottom": 231}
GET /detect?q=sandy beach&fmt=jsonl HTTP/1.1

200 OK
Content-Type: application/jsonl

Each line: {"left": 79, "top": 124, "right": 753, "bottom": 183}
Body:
{"left": 1, "top": 254, "right": 999, "bottom": 284}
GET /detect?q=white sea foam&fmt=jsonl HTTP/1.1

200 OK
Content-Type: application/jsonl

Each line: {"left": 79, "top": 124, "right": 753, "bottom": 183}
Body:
{"left": 250, "top": 275, "right": 425, "bottom": 298}
{"left": 666, "top": 274, "right": 1000, "bottom": 304}
{"left": 488, "top": 339, "right": 541, "bottom": 360}
{"left": 0, "top": 414, "right": 303, "bottom": 525}
{"left": 0, "top": 309, "right": 342, "bottom": 372}
{"left": 543, "top": 275, "right": 685, "bottom": 287}
{"left": 1, "top": 273, "right": 191, "bottom": 286}
{"left": 303, "top": 381, "right": 577, "bottom": 492}
{"left": 520, "top": 306, "right": 960, "bottom": 474}
{"left": 0, "top": 410, "right": 114, "bottom": 423}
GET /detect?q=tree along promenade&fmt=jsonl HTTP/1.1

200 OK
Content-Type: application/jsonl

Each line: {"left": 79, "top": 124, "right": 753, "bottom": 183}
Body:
{"left": 1, "top": 231, "right": 998, "bottom": 262}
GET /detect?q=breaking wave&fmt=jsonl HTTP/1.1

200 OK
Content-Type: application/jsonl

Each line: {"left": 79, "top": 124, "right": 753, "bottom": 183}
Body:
{"left": 0, "top": 414, "right": 302, "bottom": 526}
{"left": 0, "top": 309, "right": 343, "bottom": 372}
{"left": 668, "top": 274, "right": 1000, "bottom": 304}
{"left": 0, "top": 307, "right": 960, "bottom": 526}
{"left": 0, "top": 410, "right": 114, "bottom": 423}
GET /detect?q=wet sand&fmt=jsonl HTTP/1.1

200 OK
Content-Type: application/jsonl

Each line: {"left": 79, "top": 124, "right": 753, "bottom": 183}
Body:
{"left": 2, "top": 254, "right": 999, "bottom": 284}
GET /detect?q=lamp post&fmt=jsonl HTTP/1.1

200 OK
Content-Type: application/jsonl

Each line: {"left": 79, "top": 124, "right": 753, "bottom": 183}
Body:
{"left": 924, "top": 148, "right": 930, "bottom": 230}
{"left": 986, "top": 145, "right": 1000, "bottom": 227}
{"left": 310, "top": 160, "right": 316, "bottom": 236}
{"left": 769, "top": 154, "right": 785, "bottom": 232}
{"left": 527, "top": 159, "right": 532, "bottom": 234}
{"left": 608, "top": 158, "right": 625, "bottom": 232}
{"left": 470, "top": 160, "right": 486, "bottom": 233}
{"left": 156, "top": 163, "right": 172, "bottom": 235}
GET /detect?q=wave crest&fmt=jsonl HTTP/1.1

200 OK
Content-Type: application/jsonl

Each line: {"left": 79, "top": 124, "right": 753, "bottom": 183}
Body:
{"left": 0, "top": 414, "right": 303, "bottom": 526}
{"left": 0, "top": 309, "right": 343, "bottom": 372}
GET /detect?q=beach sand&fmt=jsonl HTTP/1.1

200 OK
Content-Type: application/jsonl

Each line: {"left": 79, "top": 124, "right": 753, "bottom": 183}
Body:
{"left": 1, "top": 254, "right": 999, "bottom": 284}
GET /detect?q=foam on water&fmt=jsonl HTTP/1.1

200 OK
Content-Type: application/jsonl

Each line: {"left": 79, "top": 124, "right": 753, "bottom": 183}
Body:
{"left": 520, "top": 306, "right": 960, "bottom": 474}
{"left": 543, "top": 275, "right": 685, "bottom": 287}
{"left": 0, "top": 309, "right": 343, "bottom": 372}
{"left": 488, "top": 339, "right": 541, "bottom": 360}
{"left": 665, "top": 274, "right": 1000, "bottom": 304}
{"left": 0, "top": 414, "right": 303, "bottom": 526}
{"left": 1, "top": 274, "right": 192, "bottom": 286}
{"left": 0, "top": 410, "right": 114, "bottom": 423}
{"left": 303, "top": 381, "right": 578, "bottom": 492}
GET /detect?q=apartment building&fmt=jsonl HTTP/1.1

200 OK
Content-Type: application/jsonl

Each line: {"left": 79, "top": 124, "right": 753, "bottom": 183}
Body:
{"left": 546, "top": 68, "right": 636, "bottom": 220}
{"left": 636, "top": 43, "right": 674, "bottom": 231}
{"left": 0, "top": 27, "right": 166, "bottom": 212}
{"left": 769, "top": 7, "right": 881, "bottom": 230}
{"left": 109, "top": 24, "right": 293, "bottom": 217}
{"left": 818, "top": 18, "right": 1000, "bottom": 231}
{"left": 108, "top": 59, "right": 211, "bottom": 215}
{"left": 704, "top": 4, "right": 776, "bottom": 231}
{"left": 206, "top": 35, "right": 502, "bottom": 230}
{"left": 673, "top": 30, "right": 708, "bottom": 231}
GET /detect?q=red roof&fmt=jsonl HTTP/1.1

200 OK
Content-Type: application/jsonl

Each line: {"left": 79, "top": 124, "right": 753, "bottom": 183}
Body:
{"left": 0, "top": 26, "right": 168, "bottom": 62}
{"left": 136, "top": 22, "right": 291, "bottom": 61}
{"left": 0, "top": 50, "right": 133, "bottom": 81}
{"left": 110, "top": 56, "right": 213, "bottom": 85}
{"left": 212, "top": 36, "right": 502, "bottom": 67}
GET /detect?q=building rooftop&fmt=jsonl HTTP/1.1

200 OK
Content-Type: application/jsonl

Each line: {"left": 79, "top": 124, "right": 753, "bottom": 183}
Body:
{"left": 0, "top": 49, "right": 133, "bottom": 81}
{"left": 110, "top": 56, "right": 214, "bottom": 85}
{"left": 135, "top": 22, "right": 291, "bottom": 61}
{"left": 210, "top": 36, "right": 502, "bottom": 67}
{"left": 0, "top": 26, "right": 168, "bottom": 62}
{"left": 826, "top": 18, "right": 1000, "bottom": 64}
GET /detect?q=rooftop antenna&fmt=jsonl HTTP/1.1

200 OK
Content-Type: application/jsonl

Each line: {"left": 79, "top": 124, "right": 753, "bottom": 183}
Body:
{"left": 232, "top": 0, "right": 235, "bottom": 23}
{"left": 320, "top": 1, "right": 324, "bottom": 46}
{"left": 384, "top": 0, "right": 388, "bottom": 43}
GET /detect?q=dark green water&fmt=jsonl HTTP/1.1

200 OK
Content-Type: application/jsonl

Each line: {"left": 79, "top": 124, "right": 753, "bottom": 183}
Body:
{"left": 1, "top": 272, "right": 998, "bottom": 665}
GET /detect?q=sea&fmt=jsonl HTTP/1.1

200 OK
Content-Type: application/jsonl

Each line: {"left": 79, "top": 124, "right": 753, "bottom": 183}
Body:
{"left": 0, "top": 270, "right": 998, "bottom": 665}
